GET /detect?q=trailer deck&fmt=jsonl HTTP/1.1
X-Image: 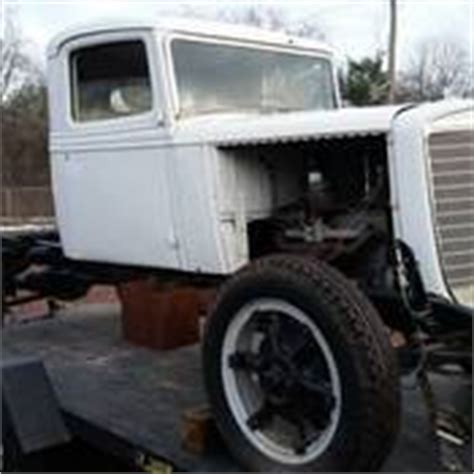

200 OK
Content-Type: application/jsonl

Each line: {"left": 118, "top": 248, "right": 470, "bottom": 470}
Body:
{"left": 3, "top": 303, "right": 472, "bottom": 472}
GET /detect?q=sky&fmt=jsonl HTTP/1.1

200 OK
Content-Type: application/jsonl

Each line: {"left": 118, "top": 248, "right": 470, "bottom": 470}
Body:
{"left": 2, "top": 0, "right": 473, "bottom": 70}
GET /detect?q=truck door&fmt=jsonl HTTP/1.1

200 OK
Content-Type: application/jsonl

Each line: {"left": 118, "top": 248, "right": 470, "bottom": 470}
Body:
{"left": 49, "top": 32, "right": 180, "bottom": 269}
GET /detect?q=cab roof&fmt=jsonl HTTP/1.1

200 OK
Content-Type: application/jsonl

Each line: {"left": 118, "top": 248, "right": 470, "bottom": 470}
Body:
{"left": 47, "top": 17, "right": 336, "bottom": 58}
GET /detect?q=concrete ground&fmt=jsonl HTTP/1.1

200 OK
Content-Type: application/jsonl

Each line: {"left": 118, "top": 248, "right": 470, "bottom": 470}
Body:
{"left": 3, "top": 303, "right": 472, "bottom": 472}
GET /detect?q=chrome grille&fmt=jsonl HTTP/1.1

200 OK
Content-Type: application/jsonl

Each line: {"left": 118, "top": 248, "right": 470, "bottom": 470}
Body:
{"left": 428, "top": 130, "right": 474, "bottom": 289}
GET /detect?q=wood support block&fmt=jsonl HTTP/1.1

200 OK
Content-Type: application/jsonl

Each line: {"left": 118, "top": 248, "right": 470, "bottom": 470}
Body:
{"left": 117, "top": 279, "right": 215, "bottom": 350}
{"left": 181, "top": 405, "right": 218, "bottom": 455}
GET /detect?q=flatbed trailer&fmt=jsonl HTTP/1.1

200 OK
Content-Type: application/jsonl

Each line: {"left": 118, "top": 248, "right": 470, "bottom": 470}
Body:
{"left": 3, "top": 303, "right": 472, "bottom": 472}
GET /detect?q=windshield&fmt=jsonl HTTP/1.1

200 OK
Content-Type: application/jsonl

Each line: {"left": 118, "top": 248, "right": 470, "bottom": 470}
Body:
{"left": 171, "top": 39, "right": 336, "bottom": 118}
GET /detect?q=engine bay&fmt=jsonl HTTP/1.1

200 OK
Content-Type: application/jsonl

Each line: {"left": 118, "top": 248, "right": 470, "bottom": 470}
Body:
{"left": 220, "top": 135, "right": 393, "bottom": 287}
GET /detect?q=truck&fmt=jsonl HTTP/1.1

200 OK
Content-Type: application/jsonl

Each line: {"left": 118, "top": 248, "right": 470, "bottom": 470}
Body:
{"left": 3, "top": 18, "right": 472, "bottom": 472}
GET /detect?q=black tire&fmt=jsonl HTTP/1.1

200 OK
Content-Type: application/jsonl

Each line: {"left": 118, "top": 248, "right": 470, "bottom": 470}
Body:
{"left": 203, "top": 254, "right": 400, "bottom": 472}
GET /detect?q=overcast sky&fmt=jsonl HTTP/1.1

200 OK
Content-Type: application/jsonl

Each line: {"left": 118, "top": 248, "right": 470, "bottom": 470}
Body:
{"left": 3, "top": 0, "right": 473, "bottom": 69}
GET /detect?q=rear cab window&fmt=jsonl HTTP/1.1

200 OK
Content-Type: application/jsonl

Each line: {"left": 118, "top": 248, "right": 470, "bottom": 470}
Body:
{"left": 70, "top": 40, "right": 152, "bottom": 122}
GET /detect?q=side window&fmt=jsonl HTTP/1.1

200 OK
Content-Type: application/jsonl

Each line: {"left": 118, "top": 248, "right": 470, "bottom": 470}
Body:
{"left": 70, "top": 40, "right": 152, "bottom": 122}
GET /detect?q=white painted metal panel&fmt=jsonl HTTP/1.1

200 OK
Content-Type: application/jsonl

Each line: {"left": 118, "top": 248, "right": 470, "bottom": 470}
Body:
{"left": 52, "top": 146, "right": 179, "bottom": 268}
{"left": 172, "top": 105, "right": 407, "bottom": 147}
{"left": 217, "top": 148, "right": 273, "bottom": 220}
{"left": 47, "top": 18, "right": 335, "bottom": 60}
{"left": 165, "top": 144, "right": 226, "bottom": 274}
{"left": 389, "top": 100, "right": 474, "bottom": 304}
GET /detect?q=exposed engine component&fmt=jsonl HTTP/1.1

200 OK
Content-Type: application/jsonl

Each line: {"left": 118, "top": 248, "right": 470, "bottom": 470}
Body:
{"left": 248, "top": 139, "right": 392, "bottom": 298}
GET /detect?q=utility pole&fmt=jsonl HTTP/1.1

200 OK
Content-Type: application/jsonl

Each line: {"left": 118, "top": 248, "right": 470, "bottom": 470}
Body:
{"left": 388, "top": 0, "right": 397, "bottom": 103}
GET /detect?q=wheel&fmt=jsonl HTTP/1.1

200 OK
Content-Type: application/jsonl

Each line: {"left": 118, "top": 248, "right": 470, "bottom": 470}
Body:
{"left": 203, "top": 255, "right": 400, "bottom": 471}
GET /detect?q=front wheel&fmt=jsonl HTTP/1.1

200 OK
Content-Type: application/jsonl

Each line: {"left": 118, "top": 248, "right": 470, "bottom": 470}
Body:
{"left": 203, "top": 255, "right": 400, "bottom": 472}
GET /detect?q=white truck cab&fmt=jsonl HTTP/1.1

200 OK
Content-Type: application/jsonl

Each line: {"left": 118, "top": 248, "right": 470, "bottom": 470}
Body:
{"left": 46, "top": 18, "right": 339, "bottom": 273}
{"left": 45, "top": 19, "right": 473, "bottom": 472}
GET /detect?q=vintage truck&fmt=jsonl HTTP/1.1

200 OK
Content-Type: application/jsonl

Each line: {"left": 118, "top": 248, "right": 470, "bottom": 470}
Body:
{"left": 3, "top": 18, "right": 472, "bottom": 472}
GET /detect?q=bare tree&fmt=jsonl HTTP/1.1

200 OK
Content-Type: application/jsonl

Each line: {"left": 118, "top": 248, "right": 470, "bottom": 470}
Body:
{"left": 1, "top": 10, "right": 49, "bottom": 189}
{"left": 221, "top": 6, "right": 326, "bottom": 40}
{"left": 397, "top": 38, "right": 472, "bottom": 102}
{"left": 218, "top": 6, "right": 286, "bottom": 31}
{"left": 1, "top": 11, "right": 43, "bottom": 104}
{"left": 173, "top": 5, "right": 325, "bottom": 41}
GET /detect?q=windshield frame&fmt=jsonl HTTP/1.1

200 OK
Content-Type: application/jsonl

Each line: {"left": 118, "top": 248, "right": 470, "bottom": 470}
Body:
{"left": 165, "top": 33, "right": 340, "bottom": 120}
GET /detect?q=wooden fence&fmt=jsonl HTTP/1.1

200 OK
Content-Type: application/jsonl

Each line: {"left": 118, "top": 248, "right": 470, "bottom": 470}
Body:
{"left": 1, "top": 186, "right": 55, "bottom": 223}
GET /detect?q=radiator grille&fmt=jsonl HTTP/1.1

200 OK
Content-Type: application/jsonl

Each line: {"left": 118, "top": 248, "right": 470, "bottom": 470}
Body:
{"left": 428, "top": 129, "right": 474, "bottom": 296}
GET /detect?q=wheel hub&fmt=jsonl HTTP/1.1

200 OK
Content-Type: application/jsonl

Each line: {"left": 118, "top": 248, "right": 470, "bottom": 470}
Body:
{"left": 256, "top": 340, "right": 300, "bottom": 403}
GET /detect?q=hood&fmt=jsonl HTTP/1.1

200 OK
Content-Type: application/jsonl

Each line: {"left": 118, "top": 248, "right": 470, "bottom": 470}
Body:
{"left": 173, "top": 104, "right": 412, "bottom": 146}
